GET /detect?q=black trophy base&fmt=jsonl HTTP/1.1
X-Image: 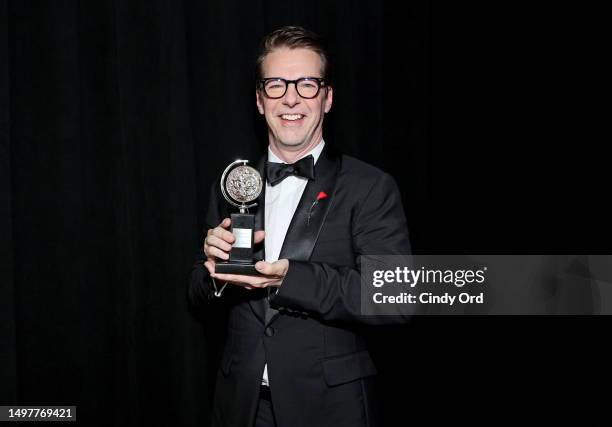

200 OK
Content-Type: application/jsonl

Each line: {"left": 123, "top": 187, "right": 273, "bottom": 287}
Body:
{"left": 215, "top": 261, "right": 262, "bottom": 275}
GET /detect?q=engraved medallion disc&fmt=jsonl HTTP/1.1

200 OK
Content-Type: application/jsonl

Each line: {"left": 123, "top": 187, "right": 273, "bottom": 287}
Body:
{"left": 225, "top": 165, "right": 263, "bottom": 204}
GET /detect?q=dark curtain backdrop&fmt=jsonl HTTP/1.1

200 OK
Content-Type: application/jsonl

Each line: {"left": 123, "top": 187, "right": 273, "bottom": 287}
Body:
{"left": 1, "top": 1, "right": 609, "bottom": 426}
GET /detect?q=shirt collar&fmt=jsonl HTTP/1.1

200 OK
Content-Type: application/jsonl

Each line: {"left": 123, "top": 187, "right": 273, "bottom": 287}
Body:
{"left": 267, "top": 139, "right": 325, "bottom": 165}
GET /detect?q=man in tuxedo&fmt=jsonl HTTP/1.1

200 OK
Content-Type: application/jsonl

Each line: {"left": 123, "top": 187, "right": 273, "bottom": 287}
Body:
{"left": 189, "top": 26, "right": 411, "bottom": 427}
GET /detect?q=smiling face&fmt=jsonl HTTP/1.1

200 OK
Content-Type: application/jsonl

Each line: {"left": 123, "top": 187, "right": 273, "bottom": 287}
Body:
{"left": 256, "top": 47, "right": 333, "bottom": 160}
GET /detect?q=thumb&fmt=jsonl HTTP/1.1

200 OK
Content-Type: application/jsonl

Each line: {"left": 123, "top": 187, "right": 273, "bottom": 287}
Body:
{"left": 254, "top": 230, "right": 265, "bottom": 244}
{"left": 255, "top": 261, "right": 273, "bottom": 275}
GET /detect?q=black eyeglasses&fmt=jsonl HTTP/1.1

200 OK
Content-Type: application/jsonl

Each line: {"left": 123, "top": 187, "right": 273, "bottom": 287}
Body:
{"left": 259, "top": 77, "right": 326, "bottom": 99}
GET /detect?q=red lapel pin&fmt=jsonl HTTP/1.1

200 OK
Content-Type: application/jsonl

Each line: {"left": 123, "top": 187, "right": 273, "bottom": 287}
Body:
{"left": 308, "top": 191, "right": 329, "bottom": 225}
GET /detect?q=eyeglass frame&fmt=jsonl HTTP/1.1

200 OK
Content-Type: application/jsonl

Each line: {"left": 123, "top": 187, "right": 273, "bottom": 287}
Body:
{"left": 258, "top": 77, "right": 327, "bottom": 99}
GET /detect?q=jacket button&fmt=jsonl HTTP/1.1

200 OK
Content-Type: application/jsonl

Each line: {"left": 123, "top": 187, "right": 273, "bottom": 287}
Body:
{"left": 264, "top": 327, "right": 275, "bottom": 337}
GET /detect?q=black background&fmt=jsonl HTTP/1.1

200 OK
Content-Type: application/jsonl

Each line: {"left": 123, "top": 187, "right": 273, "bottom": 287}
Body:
{"left": 1, "top": 1, "right": 608, "bottom": 426}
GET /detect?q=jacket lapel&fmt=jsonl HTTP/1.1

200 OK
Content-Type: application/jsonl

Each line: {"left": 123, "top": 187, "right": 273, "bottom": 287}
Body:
{"left": 266, "top": 146, "right": 342, "bottom": 325}
{"left": 278, "top": 147, "right": 340, "bottom": 261}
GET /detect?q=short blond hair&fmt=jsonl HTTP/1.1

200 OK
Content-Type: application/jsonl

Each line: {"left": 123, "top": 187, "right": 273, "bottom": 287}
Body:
{"left": 255, "top": 26, "right": 331, "bottom": 84}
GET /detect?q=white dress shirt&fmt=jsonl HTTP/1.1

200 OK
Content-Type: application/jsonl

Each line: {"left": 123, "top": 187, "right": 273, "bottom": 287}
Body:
{"left": 261, "top": 140, "right": 325, "bottom": 386}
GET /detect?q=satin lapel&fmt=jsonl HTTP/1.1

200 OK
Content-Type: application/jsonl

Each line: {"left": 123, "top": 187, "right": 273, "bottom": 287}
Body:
{"left": 247, "top": 155, "right": 267, "bottom": 324}
{"left": 267, "top": 147, "right": 341, "bottom": 325}
{"left": 278, "top": 148, "right": 341, "bottom": 261}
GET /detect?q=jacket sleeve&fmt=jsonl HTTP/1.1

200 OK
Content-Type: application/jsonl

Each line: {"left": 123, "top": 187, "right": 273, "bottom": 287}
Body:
{"left": 269, "top": 172, "right": 412, "bottom": 325}
{"left": 187, "top": 180, "right": 225, "bottom": 307}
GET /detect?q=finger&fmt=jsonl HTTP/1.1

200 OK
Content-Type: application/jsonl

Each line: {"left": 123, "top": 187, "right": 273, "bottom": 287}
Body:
{"left": 254, "top": 230, "right": 265, "bottom": 244}
{"left": 212, "top": 226, "right": 235, "bottom": 244}
{"left": 219, "top": 218, "right": 231, "bottom": 229}
{"left": 212, "top": 273, "right": 270, "bottom": 287}
{"left": 205, "top": 234, "right": 233, "bottom": 252}
{"left": 204, "top": 260, "right": 215, "bottom": 275}
{"left": 206, "top": 246, "right": 229, "bottom": 260}
{"left": 255, "top": 261, "right": 280, "bottom": 276}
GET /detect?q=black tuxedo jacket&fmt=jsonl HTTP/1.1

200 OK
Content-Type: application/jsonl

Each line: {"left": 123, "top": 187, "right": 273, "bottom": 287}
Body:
{"left": 189, "top": 146, "right": 411, "bottom": 427}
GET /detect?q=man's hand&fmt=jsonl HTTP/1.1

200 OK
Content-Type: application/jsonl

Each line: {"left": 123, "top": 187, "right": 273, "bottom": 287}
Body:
{"left": 203, "top": 218, "right": 287, "bottom": 289}
{"left": 203, "top": 217, "right": 266, "bottom": 261}
{"left": 206, "top": 259, "right": 289, "bottom": 290}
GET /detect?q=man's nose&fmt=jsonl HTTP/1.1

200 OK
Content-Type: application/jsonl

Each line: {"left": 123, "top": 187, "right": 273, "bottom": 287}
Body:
{"left": 282, "top": 82, "right": 300, "bottom": 106}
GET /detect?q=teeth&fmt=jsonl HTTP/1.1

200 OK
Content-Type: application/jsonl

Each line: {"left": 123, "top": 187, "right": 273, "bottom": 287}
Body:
{"left": 281, "top": 114, "right": 303, "bottom": 121}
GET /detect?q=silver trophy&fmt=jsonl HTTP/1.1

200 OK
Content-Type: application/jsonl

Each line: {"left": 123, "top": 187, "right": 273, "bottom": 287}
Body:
{"left": 215, "top": 160, "right": 263, "bottom": 275}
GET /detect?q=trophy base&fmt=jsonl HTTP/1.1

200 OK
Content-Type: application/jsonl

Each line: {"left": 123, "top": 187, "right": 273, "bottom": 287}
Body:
{"left": 215, "top": 261, "right": 262, "bottom": 275}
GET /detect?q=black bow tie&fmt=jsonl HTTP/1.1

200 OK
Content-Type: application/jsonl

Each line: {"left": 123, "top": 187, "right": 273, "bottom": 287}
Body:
{"left": 265, "top": 155, "right": 315, "bottom": 186}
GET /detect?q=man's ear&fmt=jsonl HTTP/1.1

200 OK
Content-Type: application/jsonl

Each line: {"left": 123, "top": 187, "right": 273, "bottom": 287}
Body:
{"left": 324, "top": 86, "right": 333, "bottom": 114}
{"left": 256, "top": 91, "right": 264, "bottom": 115}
